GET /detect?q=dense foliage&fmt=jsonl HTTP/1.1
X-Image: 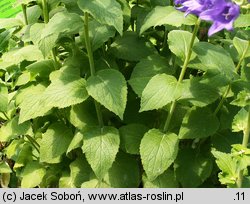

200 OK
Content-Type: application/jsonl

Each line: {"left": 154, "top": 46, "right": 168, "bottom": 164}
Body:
{"left": 0, "top": 0, "right": 250, "bottom": 188}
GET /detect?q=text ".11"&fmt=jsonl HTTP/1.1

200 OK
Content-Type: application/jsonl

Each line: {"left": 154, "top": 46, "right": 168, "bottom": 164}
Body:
{"left": 235, "top": 192, "right": 245, "bottom": 201}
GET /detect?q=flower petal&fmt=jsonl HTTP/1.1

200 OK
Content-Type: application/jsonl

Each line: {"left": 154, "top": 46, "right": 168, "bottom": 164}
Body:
{"left": 208, "top": 21, "right": 226, "bottom": 36}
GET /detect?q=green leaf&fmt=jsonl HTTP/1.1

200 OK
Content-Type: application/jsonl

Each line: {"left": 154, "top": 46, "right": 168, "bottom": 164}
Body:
{"left": 41, "top": 11, "right": 84, "bottom": 38}
{"left": 143, "top": 170, "right": 179, "bottom": 188}
{"left": 81, "top": 20, "right": 116, "bottom": 51}
{"left": 150, "top": 0, "right": 169, "bottom": 6}
{"left": 82, "top": 126, "right": 120, "bottom": 179}
{"left": 78, "top": 0, "right": 123, "bottom": 35}
{"left": 193, "top": 42, "right": 236, "bottom": 80}
{"left": 18, "top": 84, "right": 52, "bottom": 124}
{"left": 110, "top": 31, "right": 156, "bottom": 61}
{"left": 15, "top": 72, "right": 31, "bottom": 87}
{"left": 0, "top": 29, "right": 14, "bottom": 52}
{"left": 68, "top": 99, "right": 98, "bottom": 130}
{"left": 212, "top": 150, "right": 238, "bottom": 185}
{"left": 179, "top": 107, "right": 219, "bottom": 139}
{"left": 86, "top": 69, "right": 127, "bottom": 119}
{"left": 70, "top": 157, "right": 93, "bottom": 187}
{"left": 234, "top": 14, "right": 250, "bottom": 28}
{"left": 140, "top": 74, "right": 180, "bottom": 112}
{"left": 21, "top": 161, "right": 46, "bottom": 188}
{"left": 0, "top": 116, "right": 32, "bottom": 142}
{"left": 0, "top": 173, "right": 10, "bottom": 188}
{"left": 168, "top": 30, "right": 199, "bottom": 61}
{"left": 4, "top": 139, "right": 24, "bottom": 161}
{"left": 174, "top": 148, "right": 213, "bottom": 187}
{"left": 39, "top": 11, "right": 83, "bottom": 56}
{"left": 40, "top": 123, "right": 73, "bottom": 163}
{"left": 140, "top": 129, "right": 179, "bottom": 180}
{"left": 104, "top": 151, "right": 140, "bottom": 187}
{"left": 42, "top": 68, "right": 89, "bottom": 109}
{"left": 231, "top": 90, "right": 250, "bottom": 107}
{"left": 59, "top": 0, "right": 83, "bottom": 14}
{"left": 140, "top": 6, "right": 196, "bottom": 34}
{"left": 219, "top": 104, "right": 241, "bottom": 130}
{"left": 67, "top": 131, "right": 84, "bottom": 154}
{"left": 26, "top": 5, "right": 42, "bottom": 24}
{"left": 129, "top": 54, "right": 174, "bottom": 96}
{"left": 29, "top": 23, "right": 45, "bottom": 45}
{"left": 119, "top": 124, "right": 148, "bottom": 155}
{"left": 211, "top": 131, "right": 242, "bottom": 153}
{"left": 81, "top": 179, "right": 110, "bottom": 188}
{"left": 179, "top": 77, "right": 220, "bottom": 107}
{"left": 1, "top": 45, "right": 43, "bottom": 67}
{"left": 0, "top": 84, "right": 8, "bottom": 112}
{"left": 116, "top": 0, "right": 131, "bottom": 25}
{"left": 0, "top": 162, "right": 12, "bottom": 174}
{"left": 38, "top": 33, "right": 58, "bottom": 58}
{"left": 242, "top": 177, "right": 250, "bottom": 188}
{"left": 14, "top": 143, "right": 33, "bottom": 169}
{"left": 0, "top": 18, "right": 23, "bottom": 29}
{"left": 26, "top": 59, "right": 55, "bottom": 78}
{"left": 59, "top": 172, "right": 75, "bottom": 188}
{"left": 232, "top": 108, "right": 249, "bottom": 132}
{"left": 233, "top": 37, "right": 250, "bottom": 58}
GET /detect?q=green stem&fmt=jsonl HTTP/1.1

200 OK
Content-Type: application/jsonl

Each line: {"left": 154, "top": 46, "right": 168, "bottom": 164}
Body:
{"left": 213, "top": 85, "right": 231, "bottom": 115}
{"left": 25, "top": 135, "right": 40, "bottom": 153}
{"left": 236, "top": 41, "right": 250, "bottom": 73}
{"left": 52, "top": 47, "right": 60, "bottom": 69}
{"left": 42, "top": 0, "right": 49, "bottom": 24}
{"left": 162, "top": 28, "right": 168, "bottom": 51}
{"left": 236, "top": 106, "right": 250, "bottom": 188}
{"left": 214, "top": 40, "right": 250, "bottom": 115}
{"left": 84, "top": 12, "right": 104, "bottom": 127}
{"left": 163, "top": 19, "right": 201, "bottom": 133}
{"left": 242, "top": 107, "right": 250, "bottom": 148}
{"left": 41, "top": 0, "right": 60, "bottom": 68}
{"left": 21, "top": 4, "right": 28, "bottom": 25}
{"left": 84, "top": 13, "right": 95, "bottom": 76}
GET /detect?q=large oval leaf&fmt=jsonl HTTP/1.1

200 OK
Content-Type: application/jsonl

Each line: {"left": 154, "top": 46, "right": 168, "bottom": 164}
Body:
{"left": 193, "top": 42, "right": 236, "bottom": 80}
{"left": 140, "top": 6, "right": 196, "bottom": 34}
{"left": 168, "top": 30, "right": 199, "bottom": 61}
{"left": 78, "top": 0, "right": 123, "bottom": 35}
{"left": 129, "top": 54, "right": 174, "bottom": 96}
{"left": 82, "top": 126, "right": 120, "bottom": 179}
{"left": 86, "top": 69, "right": 127, "bottom": 119}
{"left": 40, "top": 123, "right": 73, "bottom": 163}
{"left": 175, "top": 148, "right": 213, "bottom": 187}
{"left": 179, "top": 107, "right": 220, "bottom": 139}
{"left": 140, "top": 74, "right": 180, "bottom": 112}
{"left": 140, "top": 129, "right": 179, "bottom": 180}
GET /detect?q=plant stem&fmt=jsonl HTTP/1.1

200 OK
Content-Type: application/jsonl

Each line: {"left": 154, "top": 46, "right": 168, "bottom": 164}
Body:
{"left": 213, "top": 85, "right": 231, "bottom": 115}
{"left": 42, "top": 0, "right": 49, "bottom": 24}
{"left": 242, "top": 108, "right": 250, "bottom": 148}
{"left": 41, "top": 0, "right": 60, "bottom": 67}
{"left": 25, "top": 135, "right": 40, "bottom": 153}
{"left": 21, "top": 4, "right": 28, "bottom": 25}
{"left": 236, "top": 106, "right": 250, "bottom": 188}
{"left": 84, "top": 12, "right": 104, "bottom": 127}
{"left": 236, "top": 41, "right": 250, "bottom": 73}
{"left": 52, "top": 47, "right": 60, "bottom": 69}
{"left": 163, "top": 19, "right": 201, "bottom": 133}
{"left": 84, "top": 13, "right": 95, "bottom": 76}
{"left": 214, "top": 40, "right": 250, "bottom": 115}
